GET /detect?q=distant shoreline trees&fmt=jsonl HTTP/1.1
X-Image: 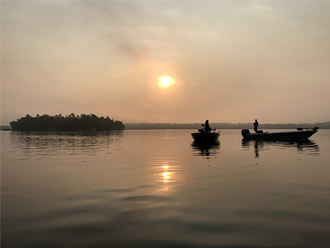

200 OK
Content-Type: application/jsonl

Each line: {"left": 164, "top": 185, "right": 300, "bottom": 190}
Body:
{"left": 10, "top": 114, "right": 125, "bottom": 131}
{"left": 124, "top": 122, "right": 330, "bottom": 130}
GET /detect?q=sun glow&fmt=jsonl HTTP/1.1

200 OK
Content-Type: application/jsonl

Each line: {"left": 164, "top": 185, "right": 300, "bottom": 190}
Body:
{"left": 159, "top": 76, "right": 175, "bottom": 88}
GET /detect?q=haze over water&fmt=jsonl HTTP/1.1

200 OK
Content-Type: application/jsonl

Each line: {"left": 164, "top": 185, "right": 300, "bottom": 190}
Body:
{"left": 2, "top": 129, "right": 330, "bottom": 248}
{"left": 2, "top": 1, "right": 330, "bottom": 247}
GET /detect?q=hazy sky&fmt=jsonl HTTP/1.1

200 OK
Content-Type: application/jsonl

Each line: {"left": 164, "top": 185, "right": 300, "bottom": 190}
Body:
{"left": 1, "top": 0, "right": 330, "bottom": 124}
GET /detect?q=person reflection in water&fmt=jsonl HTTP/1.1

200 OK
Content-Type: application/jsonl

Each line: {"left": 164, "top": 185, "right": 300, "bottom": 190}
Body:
{"left": 254, "top": 141, "right": 259, "bottom": 158}
{"left": 253, "top": 119, "right": 259, "bottom": 133}
{"left": 204, "top": 120, "right": 212, "bottom": 133}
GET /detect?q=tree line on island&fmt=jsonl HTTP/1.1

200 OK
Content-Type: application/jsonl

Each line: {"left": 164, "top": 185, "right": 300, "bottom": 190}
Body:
{"left": 10, "top": 114, "right": 125, "bottom": 131}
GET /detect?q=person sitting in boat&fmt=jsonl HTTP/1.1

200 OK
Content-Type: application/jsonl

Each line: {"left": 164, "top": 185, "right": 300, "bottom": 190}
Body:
{"left": 253, "top": 119, "right": 258, "bottom": 133}
{"left": 204, "top": 120, "right": 212, "bottom": 133}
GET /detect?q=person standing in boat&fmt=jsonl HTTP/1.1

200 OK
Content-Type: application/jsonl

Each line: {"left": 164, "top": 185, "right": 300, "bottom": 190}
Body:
{"left": 253, "top": 119, "right": 259, "bottom": 133}
{"left": 204, "top": 120, "right": 212, "bottom": 133}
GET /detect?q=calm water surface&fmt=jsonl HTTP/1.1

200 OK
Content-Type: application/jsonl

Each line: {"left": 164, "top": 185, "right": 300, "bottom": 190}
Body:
{"left": 2, "top": 130, "right": 330, "bottom": 248}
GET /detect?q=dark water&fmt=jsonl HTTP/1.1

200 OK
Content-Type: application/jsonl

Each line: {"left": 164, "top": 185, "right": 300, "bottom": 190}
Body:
{"left": 2, "top": 130, "right": 330, "bottom": 248}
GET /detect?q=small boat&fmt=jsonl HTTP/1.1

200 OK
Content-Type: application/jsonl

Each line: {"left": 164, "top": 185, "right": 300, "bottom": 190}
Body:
{"left": 191, "top": 127, "right": 220, "bottom": 142}
{"left": 241, "top": 127, "right": 319, "bottom": 141}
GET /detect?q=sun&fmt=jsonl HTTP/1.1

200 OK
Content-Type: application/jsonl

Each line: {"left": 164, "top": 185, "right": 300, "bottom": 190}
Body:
{"left": 159, "top": 76, "right": 175, "bottom": 88}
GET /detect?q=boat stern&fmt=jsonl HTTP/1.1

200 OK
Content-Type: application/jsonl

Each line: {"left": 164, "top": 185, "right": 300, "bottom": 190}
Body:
{"left": 241, "top": 129, "right": 251, "bottom": 138}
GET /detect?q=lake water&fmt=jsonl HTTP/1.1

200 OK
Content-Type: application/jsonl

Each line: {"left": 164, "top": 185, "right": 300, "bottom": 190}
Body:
{"left": 2, "top": 129, "right": 330, "bottom": 248}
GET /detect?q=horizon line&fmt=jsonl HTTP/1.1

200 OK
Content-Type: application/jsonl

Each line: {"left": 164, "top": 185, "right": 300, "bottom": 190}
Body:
{"left": 125, "top": 121, "right": 330, "bottom": 124}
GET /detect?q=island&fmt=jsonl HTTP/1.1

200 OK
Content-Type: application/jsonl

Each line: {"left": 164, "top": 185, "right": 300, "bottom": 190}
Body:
{"left": 10, "top": 114, "right": 125, "bottom": 131}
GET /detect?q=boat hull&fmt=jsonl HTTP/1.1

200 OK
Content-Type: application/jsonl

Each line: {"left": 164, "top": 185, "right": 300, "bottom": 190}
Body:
{"left": 241, "top": 129, "right": 317, "bottom": 141}
{"left": 191, "top": 132, "right": 220, "bottom": 142}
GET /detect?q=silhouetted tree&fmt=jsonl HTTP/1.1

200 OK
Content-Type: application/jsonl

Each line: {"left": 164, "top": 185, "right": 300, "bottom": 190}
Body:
{"left": 10, "top": 114, "right": 125, "bottom": 131}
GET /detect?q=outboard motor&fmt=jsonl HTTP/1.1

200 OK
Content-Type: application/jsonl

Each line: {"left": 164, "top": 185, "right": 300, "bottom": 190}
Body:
{"left": 241, "top": 129, "right": 250, "bottom": 137}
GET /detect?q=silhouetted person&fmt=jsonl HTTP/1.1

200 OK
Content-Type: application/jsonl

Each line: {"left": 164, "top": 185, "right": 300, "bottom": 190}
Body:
{"left": 204, "top": 120, "right": 211, "bottom": 133}
{"left": 253, "top": 119, "right": 258, "bottom": 132}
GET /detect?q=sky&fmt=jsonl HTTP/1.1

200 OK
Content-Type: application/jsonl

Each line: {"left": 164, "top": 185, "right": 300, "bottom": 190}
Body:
{"left": 1, "top": 0, "right": 330, "bottom": 125}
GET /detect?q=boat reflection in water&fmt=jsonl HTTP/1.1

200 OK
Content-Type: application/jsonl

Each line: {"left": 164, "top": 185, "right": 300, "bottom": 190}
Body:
{"left": 191, "top": 140, "right": 220, "bottom": 157}
{"left": 242, "top": 139, "right": 319, "bottom": 158}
